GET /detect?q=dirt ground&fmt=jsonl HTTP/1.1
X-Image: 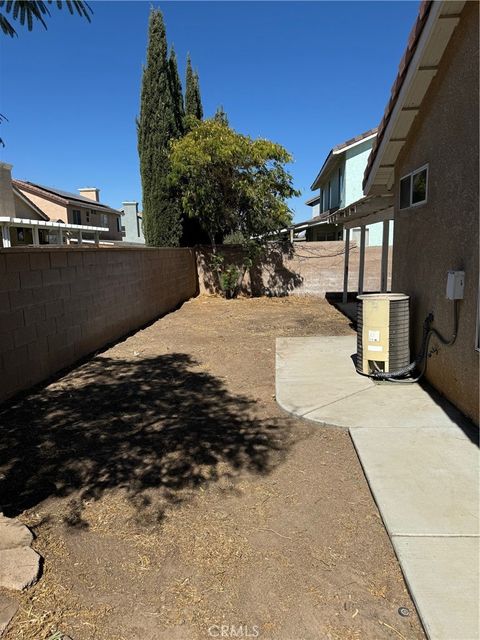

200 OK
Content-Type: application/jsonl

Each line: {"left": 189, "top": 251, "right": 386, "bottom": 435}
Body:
{"left": 0, "top": 296, "right": 425, "bottom": 640}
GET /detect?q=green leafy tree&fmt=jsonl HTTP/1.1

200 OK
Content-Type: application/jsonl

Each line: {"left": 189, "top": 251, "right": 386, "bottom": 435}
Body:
{"left": 170, "top": 119, "right": 299, "bottom": 296}
{"left": 0, "top": 0, "right": 91, "bottom": 37}
{"left": 185, "top": 54, "right": 203, "bottom": 123}
{"left": 137, "top": 8, "right": 182, "bottom": 246}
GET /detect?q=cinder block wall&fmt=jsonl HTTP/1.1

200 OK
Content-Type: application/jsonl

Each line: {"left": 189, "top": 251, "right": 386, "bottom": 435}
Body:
{"left": 0, "top": 247, "right": 198, "bottom": 403}
{"left": 196, "top": 242, "right": 392, "bottom": 297}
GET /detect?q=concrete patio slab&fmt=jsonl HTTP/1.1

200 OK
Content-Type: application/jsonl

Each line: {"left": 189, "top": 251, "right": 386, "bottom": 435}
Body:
{"left": 275, "top": 336, "right": 479, "bottom": 639}
{"left": 393, "top": 537, "right": 480, "bottom": 640}
{"left": 350, "top": 427, "right": 479, "bottom": 536}
{"left": 276, "top": 336, "right": 467, "bottom": 430}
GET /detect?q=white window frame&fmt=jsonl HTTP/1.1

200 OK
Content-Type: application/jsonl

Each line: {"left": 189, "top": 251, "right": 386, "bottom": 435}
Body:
{"left": 399, "top": 163, "right": 429, "bottom": 210}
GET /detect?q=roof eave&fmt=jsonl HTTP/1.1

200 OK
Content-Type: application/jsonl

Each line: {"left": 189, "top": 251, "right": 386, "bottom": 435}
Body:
{"left": 311, "top": 131, "right": 378, "bottom": 190}
{"left": 364, "top": 1, "right": 465, "bottom": 195}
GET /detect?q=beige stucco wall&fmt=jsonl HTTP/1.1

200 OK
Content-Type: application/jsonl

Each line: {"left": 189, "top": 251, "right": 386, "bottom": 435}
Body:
{"left": 13, "top": 193, "right": 45, "bottom": 220}
{"left": 0, "top": 247, "right": 198, "bottom": 403}
{"left": 18, "top": 190, "right": 67, "bottom": 222}
{"left": 392, "top": 2, "right": 479, "bottom": 424}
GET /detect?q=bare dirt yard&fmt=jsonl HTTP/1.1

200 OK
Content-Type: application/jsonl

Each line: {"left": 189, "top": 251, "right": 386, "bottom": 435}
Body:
{"left": 0, "top": 296, "right": 425, "bottom": 640}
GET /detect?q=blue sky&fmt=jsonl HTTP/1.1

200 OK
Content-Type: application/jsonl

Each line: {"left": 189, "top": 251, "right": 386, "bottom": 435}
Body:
{"left": 0, "top": 1, "right": 419, "bottom": 223}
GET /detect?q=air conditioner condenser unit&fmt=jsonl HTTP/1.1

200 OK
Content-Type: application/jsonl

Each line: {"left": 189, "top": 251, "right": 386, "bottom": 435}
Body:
{"left": 356, "top": 293, "right": 410, "bottom": 375}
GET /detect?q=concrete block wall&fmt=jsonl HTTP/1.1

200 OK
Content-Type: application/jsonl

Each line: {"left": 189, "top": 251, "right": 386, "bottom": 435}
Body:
{"left": 0, "top": 247, "right": 197, "bottom": 403}
{"left": 196, "top": 241, "right": 392, "bottom": 297}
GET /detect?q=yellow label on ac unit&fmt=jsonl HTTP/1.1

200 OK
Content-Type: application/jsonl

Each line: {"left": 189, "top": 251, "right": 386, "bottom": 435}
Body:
{"left": 362, "top": 297, "right": 390, "bottom": 372}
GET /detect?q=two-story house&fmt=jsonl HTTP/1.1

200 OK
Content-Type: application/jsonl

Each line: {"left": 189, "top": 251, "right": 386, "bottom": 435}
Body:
{"left": 0, "top": 162, "right": 121, "bottom": 247}
{"left": 13, "top": 179, "right": 123, "bottom": 242}
{"left": 305, "top": 129, "right": 392, "bottom": 246}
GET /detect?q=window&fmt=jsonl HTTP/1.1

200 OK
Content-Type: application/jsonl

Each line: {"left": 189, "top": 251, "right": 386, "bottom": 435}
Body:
{"left": 116, "top": 217, "right": 121, "bottom": 232}
{"left": 72, "top": 209, "right": 81, "bottom": 225}
{"left": 136, "top": 216, "right": 141, "bottom": 237}
{"left": 100, "top": 213, "right": 108, "bottom": 227}
{"left": 86, "top": 210, "right": 91, "bottom": 223}
{"left": 399, "top": 165, "right": 428, "bottom": 209}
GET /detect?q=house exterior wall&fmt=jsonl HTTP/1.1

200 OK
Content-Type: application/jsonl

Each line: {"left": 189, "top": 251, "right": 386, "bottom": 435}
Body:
{"left": 13, "top": 193, "right": 45, "bottom": 220}
{"left": 66, "top": 206, "right": 122, "bottom": 241}
{"left": 122, "top": 203, "right": 145, "bottom": 244}
{"left": 17, "top": 191, "right": 67, "bottom": 222}
{"left": 344, "top": 139, "right": 373, "bottom": 206}
{"left": 391, "top": 1, "right": 479, "bottom": 424}
{"left": 0, "top": 246, "right": 198, "bottom": 403}
{"left": 0, "top": 163, "right": 15, "bottom": 216}
{"left": 342, "top": 138, "right": 385, "bottom": 247}
{"left": 311, "top": 138, "right": 388, "bottom": 247}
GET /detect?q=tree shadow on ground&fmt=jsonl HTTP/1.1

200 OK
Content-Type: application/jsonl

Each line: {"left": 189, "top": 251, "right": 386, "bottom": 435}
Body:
{"left": 0, "top": 353, "right": 290, "bottom": 526}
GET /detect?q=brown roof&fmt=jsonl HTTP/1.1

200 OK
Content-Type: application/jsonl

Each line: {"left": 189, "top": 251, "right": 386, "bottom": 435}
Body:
{"left": 333, "top": 127, "right": 378, "bottom": 153}
{"left": 13, "top": 179, "right": 121, "bottom": 215}
{"left": 363, "top": 1, "right": 433, "bottom": 189}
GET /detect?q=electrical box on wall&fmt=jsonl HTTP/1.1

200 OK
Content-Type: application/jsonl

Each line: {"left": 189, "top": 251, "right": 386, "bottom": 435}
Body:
{"left": 446, "top": 270, "right": 465, "bottom": 300}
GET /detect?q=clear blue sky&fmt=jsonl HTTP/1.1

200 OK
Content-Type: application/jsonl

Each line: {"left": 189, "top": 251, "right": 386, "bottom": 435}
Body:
{"left": 0, "top": 1, "right": 419, "bottom": 223}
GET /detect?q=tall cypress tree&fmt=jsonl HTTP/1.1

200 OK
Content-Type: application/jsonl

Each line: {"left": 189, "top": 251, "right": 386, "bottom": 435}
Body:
{"left": 185, "top": 54, "right": 203, "bottom": 121}
{"left": 137, "top": 9, "right": 182, "bottom": 247}
{"left": 184, "top": 54, "right": 196, "bottom": 119}
{"left": 213, "top": 105, "right": 228, "bottom": 125}
{"left": 193, "top": 70, "right": 203, "bottom": 120}
{"left": 168, "top": 46, "right": 185, "bottom": 136}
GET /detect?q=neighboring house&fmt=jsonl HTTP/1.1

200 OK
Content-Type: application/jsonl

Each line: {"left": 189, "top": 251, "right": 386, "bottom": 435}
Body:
{"left": 305, "top": 129, "right": 392, "bottom": 245}
{"left": 13, "top": 177, "right": 123, "bottom": 242}
{"left": 0, "top": 162, "right": 114, "bottom": 247}
{"left": 363, "top": 0, "right": 478, "bottom": 423}
{"left": 121, "top": 201, "right": 145, "bottom": 244}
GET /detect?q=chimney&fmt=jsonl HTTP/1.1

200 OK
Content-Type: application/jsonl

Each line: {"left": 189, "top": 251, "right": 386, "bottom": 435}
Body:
{"left": 122, "top": 201, "right": 139, "bottom": 216}
{"left": 78, "top": 187, "right": 100, "bottom": 202}
{"left": 0, "top": 162, "right": 16, "bottom": 217}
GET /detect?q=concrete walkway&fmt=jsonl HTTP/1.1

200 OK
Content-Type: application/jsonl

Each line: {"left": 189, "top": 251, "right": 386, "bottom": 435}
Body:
{"left": 276, "top": 336, "right": 479, "bottom": 640}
